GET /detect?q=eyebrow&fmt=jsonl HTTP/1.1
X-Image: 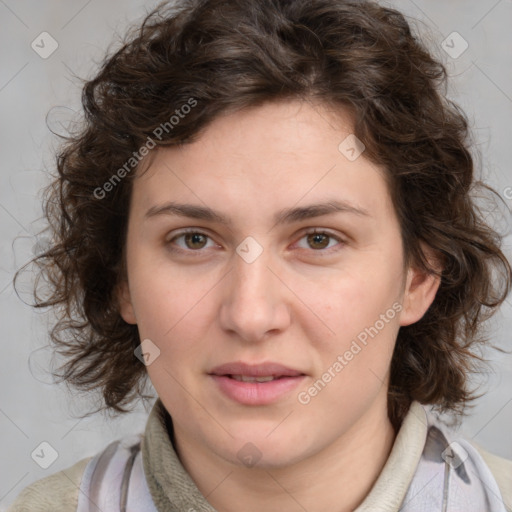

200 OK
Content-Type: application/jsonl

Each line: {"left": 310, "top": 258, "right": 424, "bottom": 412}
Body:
{"left": 144, "top": 199, "right": 371, "bottom": 225}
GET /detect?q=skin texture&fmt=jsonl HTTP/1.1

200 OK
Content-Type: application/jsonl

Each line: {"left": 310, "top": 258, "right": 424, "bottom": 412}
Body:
{"left": 118, "top": 99, "right": 441, "bottom": 512}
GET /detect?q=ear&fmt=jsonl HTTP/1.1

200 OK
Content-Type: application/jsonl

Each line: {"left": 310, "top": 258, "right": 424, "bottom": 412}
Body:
{"left": 116, "top": 280, "right": 137, "bottom": 325}
{"left": 399, "top": 243, "right": 443, "bottom": 327}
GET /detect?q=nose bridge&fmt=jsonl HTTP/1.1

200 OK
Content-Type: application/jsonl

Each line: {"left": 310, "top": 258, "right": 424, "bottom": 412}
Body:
{"left": 219, "top": 241, "right": 290, "bottom": 341}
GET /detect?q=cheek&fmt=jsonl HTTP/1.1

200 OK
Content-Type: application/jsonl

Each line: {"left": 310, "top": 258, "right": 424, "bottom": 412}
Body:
{"left": 313, "top": 289, "right": 400, "bottom": 403}
{"left": 298, "top": 262, "right": 403, "bottom": 383}
{"left": 305, "top": 265, "right": 403, "bottom": 337}
{"left": 128, "top": 264, "right": 215, "bottom": 362}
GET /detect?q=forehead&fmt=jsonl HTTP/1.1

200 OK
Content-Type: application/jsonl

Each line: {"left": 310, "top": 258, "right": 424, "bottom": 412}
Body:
{"left": 130, "top": 100, "right": 394, "bottom": 226}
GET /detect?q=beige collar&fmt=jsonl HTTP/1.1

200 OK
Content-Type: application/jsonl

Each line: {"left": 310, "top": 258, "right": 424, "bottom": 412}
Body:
{"left": 141, "top": 399, "right": 428, "bottom": 512}
{"left": 355, "top": 401, "right": 428, "bottom": 510}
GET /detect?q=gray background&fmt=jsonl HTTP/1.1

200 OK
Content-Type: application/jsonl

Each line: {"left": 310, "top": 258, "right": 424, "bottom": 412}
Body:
{"left": 1, "top": 0, "right": 511, "bottom": 509}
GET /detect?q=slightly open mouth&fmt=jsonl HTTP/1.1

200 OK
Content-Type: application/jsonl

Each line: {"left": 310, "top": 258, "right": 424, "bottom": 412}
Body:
{"left": 223, "top": 374, "right": 299, "bottom": 383}
{"left": 210, "top": 373, "right": 306, "bottom": 405}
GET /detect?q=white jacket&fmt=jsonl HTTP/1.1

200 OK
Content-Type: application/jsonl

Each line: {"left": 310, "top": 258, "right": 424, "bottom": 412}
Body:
{"left": 7, "top": 400, "right": 512, "bottom": 511}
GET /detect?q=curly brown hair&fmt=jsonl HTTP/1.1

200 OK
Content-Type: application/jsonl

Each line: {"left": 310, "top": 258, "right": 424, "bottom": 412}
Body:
{"left": 15, "top": 0, "right": 511, "bottom": 429}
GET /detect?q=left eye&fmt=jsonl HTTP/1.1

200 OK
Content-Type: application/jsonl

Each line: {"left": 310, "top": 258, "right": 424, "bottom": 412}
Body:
{"left": 295, "top": 230, "right": 344, "bottom": 252}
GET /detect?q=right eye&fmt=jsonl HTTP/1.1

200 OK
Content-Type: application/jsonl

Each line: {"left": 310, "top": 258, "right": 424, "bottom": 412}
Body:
{"left": 166, "top": 229, "right": 219, "bottom": 254}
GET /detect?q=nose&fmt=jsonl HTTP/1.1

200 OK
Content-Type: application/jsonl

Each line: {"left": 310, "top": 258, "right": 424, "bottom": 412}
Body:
{"left": 219, "top": 247, "right": 291, "bottom": 343}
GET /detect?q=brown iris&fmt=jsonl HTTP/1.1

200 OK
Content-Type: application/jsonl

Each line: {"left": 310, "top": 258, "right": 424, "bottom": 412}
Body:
{"left": 184, "top": 233, "right": 208, "bottom": 250}
{"left": 307, "top": 232, "right": 330, "bottom": 250}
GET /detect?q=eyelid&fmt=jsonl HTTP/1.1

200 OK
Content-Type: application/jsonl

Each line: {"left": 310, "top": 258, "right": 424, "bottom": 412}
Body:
{"left": 166, "top": 228, "right": 219, "bottom": 254}
{"left": 293, "top": 228, "right": 346, "bottom": 253}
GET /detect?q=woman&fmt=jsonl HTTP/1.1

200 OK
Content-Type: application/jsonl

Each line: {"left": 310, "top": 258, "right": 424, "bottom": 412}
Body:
{"left": 9, "top": 0, "right": 512, "bottom": 510}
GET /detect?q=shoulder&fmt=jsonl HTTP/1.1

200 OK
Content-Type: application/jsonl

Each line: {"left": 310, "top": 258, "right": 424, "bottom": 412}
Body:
{"left": 6, "top": 456, "right": 92, "bottom": 512}
{"left": 469, "top": 441, "right": 512, "bottom": 512}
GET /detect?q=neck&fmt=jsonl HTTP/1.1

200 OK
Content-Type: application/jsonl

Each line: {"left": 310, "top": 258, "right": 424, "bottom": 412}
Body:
{"left": 171, "top": 398, "right": 398, "bottom": 512}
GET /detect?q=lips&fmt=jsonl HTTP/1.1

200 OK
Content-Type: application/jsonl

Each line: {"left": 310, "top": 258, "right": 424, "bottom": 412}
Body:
{"left": 208, "top": 361, "right": 305, "bottom": 378}
{"left": 208, "top": 361, "right": 306, "bottom": 405}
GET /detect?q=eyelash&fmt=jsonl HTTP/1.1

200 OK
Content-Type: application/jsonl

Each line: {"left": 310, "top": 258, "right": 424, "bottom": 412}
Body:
{"left": 165, "top": 228, "right": 345, "bottom": 256}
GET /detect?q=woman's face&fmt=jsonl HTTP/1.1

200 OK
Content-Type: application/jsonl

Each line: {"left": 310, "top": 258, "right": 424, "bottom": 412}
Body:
{"left": 118, "top": 99, "right": 439, "bottom": 468}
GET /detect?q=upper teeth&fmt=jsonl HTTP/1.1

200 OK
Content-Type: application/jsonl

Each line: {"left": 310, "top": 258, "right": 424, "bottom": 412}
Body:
{"left": 231, "top": 375, "right": 277, "bottom": 382}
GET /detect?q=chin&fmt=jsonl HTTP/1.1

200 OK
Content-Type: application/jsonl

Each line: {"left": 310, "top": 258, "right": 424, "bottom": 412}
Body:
{"left": 219, "top": 430, "right": 311, "bottom": 470}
